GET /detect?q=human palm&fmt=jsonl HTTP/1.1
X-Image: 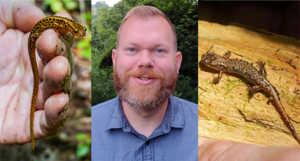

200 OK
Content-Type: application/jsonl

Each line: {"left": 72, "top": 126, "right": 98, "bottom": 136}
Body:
{"left": 0, "top": 2, "right": 72, "bottom": 144}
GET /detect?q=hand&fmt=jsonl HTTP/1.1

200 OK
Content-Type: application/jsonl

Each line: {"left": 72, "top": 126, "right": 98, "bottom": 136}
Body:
{"left": 0, "top": 1, "right": 74, "bottom": 144}
{"left": 198, "top": 137, "right": 300, "bottom": 161}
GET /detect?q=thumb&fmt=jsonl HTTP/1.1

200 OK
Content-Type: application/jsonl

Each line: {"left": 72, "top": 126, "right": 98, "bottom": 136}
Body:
{"left": 0, "top": 0, "right": 45, "bottom": 32}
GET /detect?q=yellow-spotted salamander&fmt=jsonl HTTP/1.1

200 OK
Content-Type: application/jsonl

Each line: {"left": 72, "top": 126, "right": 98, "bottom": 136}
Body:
{"left": 28, "top": 16, "right": 86, "bottom": 150}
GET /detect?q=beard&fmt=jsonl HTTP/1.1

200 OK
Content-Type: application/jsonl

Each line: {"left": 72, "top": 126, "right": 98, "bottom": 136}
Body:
{"left": 113, "top": 67, "right": 178, "bottom": 111}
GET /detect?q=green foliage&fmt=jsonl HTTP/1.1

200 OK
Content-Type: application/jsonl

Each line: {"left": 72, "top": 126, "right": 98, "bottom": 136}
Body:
{"left": 91, "top": 67, "right": 116, "bottom": 106}
{"left": 76, "top": 133, "right": 91, "bottom": 159}
{"left": 91, "top": 0, "right": 198, "bottom": 105}
{"left": 93, "top": 1, "right": 109, "bottom": 10}
{"left": 77, "top": 34, "right": 91, "bottom": 58}
{"left": 85, "top": 108, "right": 91, "bottom": 116}
{"left": 44, "top": 0, "right": 79, "bottom": 13}
{"left": 82, "top": 12, "right": 92, "bottom": 23}
{"left": 63, "top": 0, "right": 77, "bottom": 10}
{"left": 174, "top": 75, "right": 198, "bottom": 103}
{"left": 92, "top": 1, "right": 109, "bottom": 20}
{"left": 46, "top": 0, "right": 63, "bottom": 13}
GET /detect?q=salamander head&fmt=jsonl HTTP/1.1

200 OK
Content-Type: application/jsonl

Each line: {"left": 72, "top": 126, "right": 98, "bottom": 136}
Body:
{"left": 201, "top": 51, "right": 226, "bottom": 70}
{"left": 73, "top": 24, "right": 87, "bottom": 37}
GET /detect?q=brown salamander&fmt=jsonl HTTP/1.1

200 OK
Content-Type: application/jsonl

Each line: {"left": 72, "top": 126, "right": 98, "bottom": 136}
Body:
{"left": 28, "top": 16, "right": 86, "bottom": 150}
{"left": 201, "top": 49, "right": 300, "bottom": 145}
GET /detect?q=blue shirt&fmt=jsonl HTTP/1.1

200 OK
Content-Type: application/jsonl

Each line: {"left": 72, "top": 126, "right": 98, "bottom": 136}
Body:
{"left": 92, "top": 95, "right": 198, "bottom": 161}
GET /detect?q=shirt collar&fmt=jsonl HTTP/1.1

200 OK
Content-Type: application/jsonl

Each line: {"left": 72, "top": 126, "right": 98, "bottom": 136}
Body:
{"left": 105, "top": 95, "right": 185, "bottom": 133}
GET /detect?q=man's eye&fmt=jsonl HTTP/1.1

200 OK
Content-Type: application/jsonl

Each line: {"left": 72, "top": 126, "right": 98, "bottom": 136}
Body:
{"left": 127, "top": 48, "right": 136, "bottom": 52}
{"left": 156, "top": 49, "right": 163, "bottom": 53}
{"left": 155, "top": 49, "right": 166, "bottom": 54}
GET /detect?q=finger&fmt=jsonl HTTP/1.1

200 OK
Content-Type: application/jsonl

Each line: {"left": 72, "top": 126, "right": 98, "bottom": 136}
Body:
{"left": 198, "top": 137, "right": 215, "bottom": 146}
{"left": 34, "top": 14, "right": 75, "bottom": 70}
{"left": 35, "top": 29, "right": 65, "bottom": 65}
{"left": 34, "top": 12, "right": 75, "bottom": 65}
{"left": 34, "top": 92, "right": 69, "bottom": 139}
{"left": 36, "top": 56, "right": 71, "bottom": 109}
{"left": 53, "top": 12, "right": 75, "bottom": 46}
{"left": 198, "top": 140, "right": 251, "bottom": 161}
{"left": 35, "top": 29, "right": 65, "bottom": 108}
{"left": 12, "top": 1, "right": 45, "bottom": 32}
{"left": 34, "top": 16, "right": 75, "bottom": 108}
{"left": 198, "top": 140, "right": 300, "bottom": 161}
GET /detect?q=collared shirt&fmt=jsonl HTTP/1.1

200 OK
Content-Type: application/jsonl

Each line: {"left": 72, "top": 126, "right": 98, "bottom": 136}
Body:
{"left": 92, "top": 95, "right": 198, "bottom": 161}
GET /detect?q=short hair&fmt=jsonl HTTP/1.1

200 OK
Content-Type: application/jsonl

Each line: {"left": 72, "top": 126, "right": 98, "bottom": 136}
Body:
{"left": 116, "top": 6, "right": 177, "bottom": 52}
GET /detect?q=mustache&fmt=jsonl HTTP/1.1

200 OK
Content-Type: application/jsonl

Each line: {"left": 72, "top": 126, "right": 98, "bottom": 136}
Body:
{"left": 124, "top": 69, "right": 165, "bottom": 80}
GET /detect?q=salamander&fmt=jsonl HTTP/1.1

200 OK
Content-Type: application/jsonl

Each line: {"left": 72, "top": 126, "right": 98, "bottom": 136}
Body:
{"left": 28, "top": 16, "right": 86, "bottom": 150}
{"left": 201, "top": 49, "right": 300, "bottom": 145}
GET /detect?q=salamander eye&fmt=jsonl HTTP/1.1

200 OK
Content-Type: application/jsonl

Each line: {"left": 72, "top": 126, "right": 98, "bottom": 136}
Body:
{"left": 84, "top": 27, "right": 87, "bottom": 31}
{"left": 74, "top": 29, "right": 78, "bottom": 33}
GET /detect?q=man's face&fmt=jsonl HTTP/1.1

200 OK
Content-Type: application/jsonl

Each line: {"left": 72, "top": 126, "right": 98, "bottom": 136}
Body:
{"left": 112, "top": 15, "right": 182, "bottom": 110}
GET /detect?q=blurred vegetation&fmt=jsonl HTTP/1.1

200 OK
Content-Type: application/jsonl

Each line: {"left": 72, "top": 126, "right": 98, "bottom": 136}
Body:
{"left": 77, "top": 34, "right": 92, "bottom": 58}
{"left": 43, "top": 0, "right": 75, "bottom": 13}
{"left": 76, "top": 133, "right": 91, "bottom": 159}
{"left": 91, "top": 0, "right": 198, "bottom": 106}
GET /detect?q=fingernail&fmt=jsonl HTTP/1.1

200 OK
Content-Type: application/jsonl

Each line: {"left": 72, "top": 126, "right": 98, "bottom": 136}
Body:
{"left": 57, "top": 102, "right": 69, "bottom": 115}
{"left": 55, "top": 38, "right": 64, "bottom": 56}
{"left": 62, "top": 68, "right": 71, "bottom": 87}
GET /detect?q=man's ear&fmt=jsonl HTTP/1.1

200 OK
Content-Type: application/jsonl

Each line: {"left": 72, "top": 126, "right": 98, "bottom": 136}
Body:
{"left": 175, "top": 51, "right": 182, "bottom": 74}
{"left": 112, "top": 49, "right": 117, "bottom": 67}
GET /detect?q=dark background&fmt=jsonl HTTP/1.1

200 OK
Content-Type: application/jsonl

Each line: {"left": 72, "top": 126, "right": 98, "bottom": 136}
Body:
{"left": 198, "top": 1, "right": 300, "bottom": 40}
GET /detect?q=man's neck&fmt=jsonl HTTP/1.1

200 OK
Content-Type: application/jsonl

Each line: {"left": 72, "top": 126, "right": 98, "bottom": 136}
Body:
{"left": 122, "top": 100, "right": 169, "bottom": 138}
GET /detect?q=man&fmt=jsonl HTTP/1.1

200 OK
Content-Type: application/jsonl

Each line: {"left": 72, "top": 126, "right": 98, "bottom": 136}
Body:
{"left": 92, "top": 6, "right": 198, "bottom": 160}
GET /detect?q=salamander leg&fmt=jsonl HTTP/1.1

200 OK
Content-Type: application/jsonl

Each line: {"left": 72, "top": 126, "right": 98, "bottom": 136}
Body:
{"left": 247, "top": 85, "right": 261, "bottom": 99}
{"left": 213, "top": 71, "right": 223, "bottom": 84}
{"left": 53, "top": 28, "right": 61, "bottom": 37}
{"left": 223, "top": 50, "right": 231, "bottom": 59}
{"left": 30, "top": 34, "right": 40, "bottom": 43}
{"left": 256, "top": 59, "right": 267, "bottom": 78}
{"left": 209, "top": 44, "right": 214, "bottom": 51}
{"left": 267, "top": 96, "right": 274, "bottom": 105}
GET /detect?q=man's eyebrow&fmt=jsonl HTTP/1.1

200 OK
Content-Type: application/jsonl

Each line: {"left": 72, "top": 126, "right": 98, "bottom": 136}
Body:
{"left": 125, "top": 42, "right": 139, "bottom": 47}
{"left": 124, "top": 42, "right": 169, "bottom": 49}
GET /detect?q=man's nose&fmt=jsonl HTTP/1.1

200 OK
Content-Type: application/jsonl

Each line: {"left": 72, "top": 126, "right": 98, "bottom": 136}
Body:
{"left": 137, "top": 50, "right": 154, "bottom": 68}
